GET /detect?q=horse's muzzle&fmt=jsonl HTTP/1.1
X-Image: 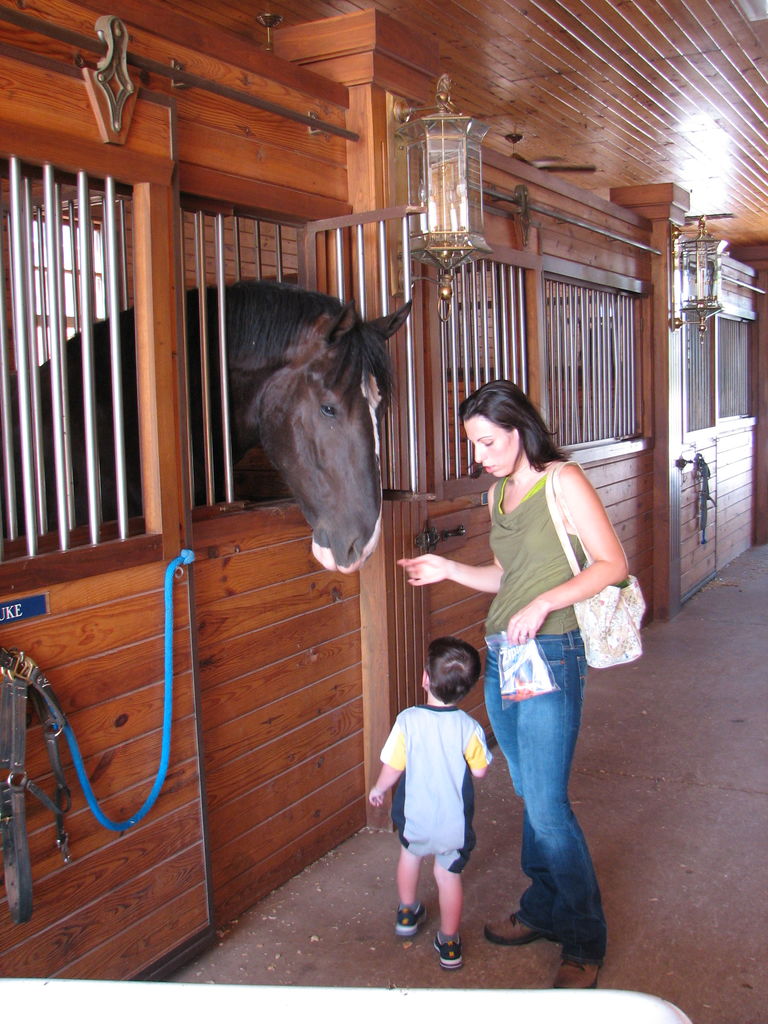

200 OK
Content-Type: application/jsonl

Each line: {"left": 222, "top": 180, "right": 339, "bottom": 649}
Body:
{"left": 311, "top": 515, "right": 381, "bottom": 574}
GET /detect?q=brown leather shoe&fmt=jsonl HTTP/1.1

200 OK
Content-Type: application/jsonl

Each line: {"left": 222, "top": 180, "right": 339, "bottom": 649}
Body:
{"left": 553, "top": 958, "right": 600, "bottom": 989}
{"left": 483, "top": 913, "right": 553, "bottom": 946}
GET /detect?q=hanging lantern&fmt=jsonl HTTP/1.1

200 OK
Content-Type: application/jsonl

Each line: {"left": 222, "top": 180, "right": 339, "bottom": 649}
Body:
{"left": 673, "top": 217, "right": 727, "bottom": 332}
{"left": 395, "top": 74, "right": 491, "bottom": 314}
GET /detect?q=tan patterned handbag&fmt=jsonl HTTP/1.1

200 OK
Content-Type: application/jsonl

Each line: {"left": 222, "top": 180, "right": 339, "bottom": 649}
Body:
{"left": 545, "top": 464, "right": 645, "bottom": 669}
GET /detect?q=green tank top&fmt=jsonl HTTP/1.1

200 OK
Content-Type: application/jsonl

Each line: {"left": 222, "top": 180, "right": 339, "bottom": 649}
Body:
{"left": 486, "top": 474, "right": 584, "bottom": 636}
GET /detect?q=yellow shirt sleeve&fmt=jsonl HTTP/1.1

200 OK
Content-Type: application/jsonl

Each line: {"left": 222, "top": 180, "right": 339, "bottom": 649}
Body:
{"left": 380, "top": 724, "right": 407, "bottom": 771}
{"left": 464, "top": 727, "right": 492, "bottom": 772}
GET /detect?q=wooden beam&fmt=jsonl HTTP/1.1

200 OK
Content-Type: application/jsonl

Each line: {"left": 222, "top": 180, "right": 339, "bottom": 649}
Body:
{"left": 610, "top": 183, "right": 690, "bottom": 620}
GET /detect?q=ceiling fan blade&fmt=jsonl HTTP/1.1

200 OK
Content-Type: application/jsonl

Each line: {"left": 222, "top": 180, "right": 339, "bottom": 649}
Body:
{"left": 537, "top": 163, "right": 597, "bottom": 172}
{"left": 529, "top": 155, "right": 596, "bottom": 172}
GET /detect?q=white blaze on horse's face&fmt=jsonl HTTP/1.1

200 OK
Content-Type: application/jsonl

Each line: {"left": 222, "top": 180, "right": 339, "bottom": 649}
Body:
{"left": 312, "top": 373, "right": 382, "bottom": 574}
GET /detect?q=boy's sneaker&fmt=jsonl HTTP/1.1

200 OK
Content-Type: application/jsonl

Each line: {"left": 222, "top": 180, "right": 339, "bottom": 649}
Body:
{"left": 434, "top": 933, "right": 463, "bottom": 969}
{"left": 395, "top": 902, "right": 426, "bottom": 936}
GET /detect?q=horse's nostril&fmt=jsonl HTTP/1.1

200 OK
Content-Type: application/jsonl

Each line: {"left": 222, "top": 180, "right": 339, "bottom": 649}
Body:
{"left": 314, "top": 528, "right": 329, "bottom": 549}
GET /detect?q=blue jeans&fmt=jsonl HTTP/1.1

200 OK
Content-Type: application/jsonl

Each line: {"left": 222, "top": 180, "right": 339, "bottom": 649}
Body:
{"left": 485, "top": 631, "right": 607, "bottom": 963}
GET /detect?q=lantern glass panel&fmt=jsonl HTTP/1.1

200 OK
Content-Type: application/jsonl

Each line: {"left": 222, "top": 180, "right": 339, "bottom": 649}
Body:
{"left": 399, "top": 112, "right": 491, "bottom": 272}
{"left": 679, "top": 235, "right": 726, "bottom": 313}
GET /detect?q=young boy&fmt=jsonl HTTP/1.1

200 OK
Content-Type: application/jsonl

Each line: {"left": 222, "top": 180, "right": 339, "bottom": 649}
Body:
{"left": 369, "top": 636, "right": 492, "bottom": 969}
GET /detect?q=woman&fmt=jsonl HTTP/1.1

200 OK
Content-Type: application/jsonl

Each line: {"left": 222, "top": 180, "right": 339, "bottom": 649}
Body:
{"left": 398, "top": 379, "right": 628, "bottom": 989}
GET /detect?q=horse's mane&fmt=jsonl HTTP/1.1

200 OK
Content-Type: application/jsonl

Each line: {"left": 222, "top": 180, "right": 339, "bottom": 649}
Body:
{"left": 224, "top": 280, "right": 393, "bottom": 404}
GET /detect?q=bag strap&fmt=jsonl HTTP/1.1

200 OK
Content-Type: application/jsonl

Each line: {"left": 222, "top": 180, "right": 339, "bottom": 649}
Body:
{"left": 544, "top": 464, "right": 582, "bottom": 578}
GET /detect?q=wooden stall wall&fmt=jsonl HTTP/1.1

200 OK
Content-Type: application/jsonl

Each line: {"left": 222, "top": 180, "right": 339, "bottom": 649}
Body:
{"left": 0, "top": 564, "right": 205, "bottom": 978}
{"left": 714, "top": 427, "right": 754, "bottom": 569}
{"left": 0, "top": 0, "right": 364, "bottom": 972}
{"left": 0, "top": 7, "right": 211, "bottom": 977}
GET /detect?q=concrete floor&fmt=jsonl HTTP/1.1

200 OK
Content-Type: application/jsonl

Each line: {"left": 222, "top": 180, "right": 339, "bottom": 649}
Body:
{"left": 170, "top": 545, "right": 768, "bottom": 1024}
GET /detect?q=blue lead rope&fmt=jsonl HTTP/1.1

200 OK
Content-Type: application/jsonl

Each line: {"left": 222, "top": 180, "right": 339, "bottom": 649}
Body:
{"left": 63, "top": 548, "right": 196, "bottom": 832}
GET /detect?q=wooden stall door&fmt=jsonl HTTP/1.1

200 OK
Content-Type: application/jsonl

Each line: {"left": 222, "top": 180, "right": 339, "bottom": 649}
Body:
{"left": 190, "top": 505, "right": 368, "bottom": 927}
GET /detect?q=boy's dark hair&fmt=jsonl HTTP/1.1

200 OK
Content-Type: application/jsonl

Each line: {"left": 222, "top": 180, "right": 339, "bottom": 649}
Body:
{"left": 426, "top": 636, "right": 482, "bottom": 705}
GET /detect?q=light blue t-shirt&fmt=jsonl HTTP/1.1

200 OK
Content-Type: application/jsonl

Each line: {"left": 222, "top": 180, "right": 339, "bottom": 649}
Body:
{"left": 381, "top": 705, "right": 492, "bottom": 871}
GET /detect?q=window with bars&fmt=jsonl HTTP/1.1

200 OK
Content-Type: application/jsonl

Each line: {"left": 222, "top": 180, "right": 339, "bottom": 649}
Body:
{"left": 717, "top": 317, "right": 751, "bottom": 419}
{"left": 684, "top": 320, "right": 714, "bottom": 433}
{"left": 684, "top": 315, "right": 752, "bottom": 434}
{"left": 439, "top": 259, "right": 527, "bottom": 481}
{"left": 544, "top": 277, "right": 641, "bottom": 448}
{"left": 1, "top": 159, "right": 136, "bottom": 562}
{"left": 179, "top": 209, "right": 301, "bottom": 509}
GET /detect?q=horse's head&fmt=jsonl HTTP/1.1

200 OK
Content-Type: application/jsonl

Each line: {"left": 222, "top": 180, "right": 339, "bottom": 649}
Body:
{"left": 230, "top": 285, "right": 410, "bottom": 573}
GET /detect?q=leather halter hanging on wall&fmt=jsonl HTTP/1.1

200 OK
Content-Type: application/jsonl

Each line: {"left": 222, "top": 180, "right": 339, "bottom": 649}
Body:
{"left": 0, "top": 648, "right": 71, "bottom": 924}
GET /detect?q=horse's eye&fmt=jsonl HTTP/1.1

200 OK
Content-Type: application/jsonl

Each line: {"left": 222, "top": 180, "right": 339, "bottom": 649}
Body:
{"left": 320, "top": 404, "right": 336, "bottom": 418}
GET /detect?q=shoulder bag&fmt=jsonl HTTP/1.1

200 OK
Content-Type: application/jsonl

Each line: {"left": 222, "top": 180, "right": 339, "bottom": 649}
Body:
{"left": 545, "top": 463, "right": 645, "bottom": 668}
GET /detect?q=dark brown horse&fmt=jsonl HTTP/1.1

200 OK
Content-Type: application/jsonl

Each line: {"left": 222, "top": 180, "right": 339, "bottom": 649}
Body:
{"left": 194, "top": 280, "right": 410, "bottom": 572}
{"left": 4, "top": 280, "right": 410, "bottom": 573}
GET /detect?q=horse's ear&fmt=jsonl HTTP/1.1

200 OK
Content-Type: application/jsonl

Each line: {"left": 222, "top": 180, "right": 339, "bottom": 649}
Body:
{"left": 327, "top": 301, "right": 359, "bottom": 344}
{"left": 369, "top": 301, "right": 412, "bottom": 340}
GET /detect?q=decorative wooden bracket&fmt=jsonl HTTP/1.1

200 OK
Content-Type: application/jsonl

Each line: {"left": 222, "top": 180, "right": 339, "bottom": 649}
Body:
{"left": 82, "top": 15, "right": 137, "bottom": 145}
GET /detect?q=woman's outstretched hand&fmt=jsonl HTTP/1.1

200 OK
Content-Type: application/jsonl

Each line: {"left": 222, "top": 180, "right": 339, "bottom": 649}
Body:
{"left": 398, "top": 554, "right": 451, "bottom": 586}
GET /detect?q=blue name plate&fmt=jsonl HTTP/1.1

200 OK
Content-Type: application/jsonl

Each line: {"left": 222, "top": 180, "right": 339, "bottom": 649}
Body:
{"left": 0, "top": 593, "right": 48, "bottom": 625}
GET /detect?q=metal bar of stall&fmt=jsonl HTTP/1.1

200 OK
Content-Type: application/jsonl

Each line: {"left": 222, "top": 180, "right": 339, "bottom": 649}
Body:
{"left": 574, "top": 285, "right": 583, "bottom": 444}
{"left": 459, "top": 267, "right": 473, "bottom": 473}
{"left": 215, "top": 214, "right": 234, "bottom": 502}
{"left": 376, "top": 223, "right": 391, "bottom": 315}
{"left": 555, "top": 282, "right": 567, "bottom": 445}
{"left": 0, "top": 184, "right": 16, "bottom": 551}
{"left": 592, "top": 290, "right": 601, "bottom": 442}
{"left": 438, "top": 315, "right": 450, "bottom": 481}
{"left": 580, "top": 287, "right": 592, "bottom": 443}
{"left": 494, "top": 265, "right": 504, "bottom": 381}
{"left": 9, "top": 158, "right": 39, "bottom": 555}
{"left": 118, "top": 198, "right": 129, "bottom": 310}
{"left": 104, "top": 177, "right": 129, "bottom": 537}
{"left": 25, "top": 177, "right": 47, "bottom": 535}
{"left": 469, "top": 262, "right": 481, "bottom": 396}
{"left": 334, "top": 227, "right": 345, "bottom": 301}
{"left": 626, "top": 296, "right": 636, "bottom": 436}
{"left": 516, "top": 267, "right": 527, "bottom": 391}
{"left": 77, "top": 170, "right": 102, "bottom": 543}
{"left": 481, "top": 260, "right": 493, "bottom": 385}
{"left": 194, "top": 212, "right": 215, "bottom": 505}
{"left": 505, "top": 266, "right": 515, "bottom": 383}
{"left": 55, "top": 182, "right": 76, "bottom": 530}
{"left": 275, "top": 224, "right": 284, "bottom": 283}
{"left": 611, "top": 299, "right": 620, "bottom": 439}
{"left": 376, "top": 219, "right": 398, "bottom": 488}
{"left": 43, "top": 164, "right": 70, "bottom": 550}
{"left": 449, "top": 294, "right": 461, "bottom": 478}
{"left": 355, "top": 223, "right": 366, "bottom": 320}
{"left": 546, "top": 282, "right": 558, "bottom": 444}
{"left": 400, "top": 214, "right": 417, "bottom": 492}
{"left": 376, "top": 219, "right": 389, "bottom": 316}
{"left": 66, "top": 199, "right": 80, "bottom": 334}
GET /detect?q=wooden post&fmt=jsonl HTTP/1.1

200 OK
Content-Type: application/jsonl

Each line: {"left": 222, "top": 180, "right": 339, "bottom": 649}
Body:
{"left": 610, "top": 184, "right": 690, "bottom": 620}
{"left": 277, "top": 10, "right": 439, "bottom": 823}
{"left": 132, "top": 180, "right": 186, "bottom": 558}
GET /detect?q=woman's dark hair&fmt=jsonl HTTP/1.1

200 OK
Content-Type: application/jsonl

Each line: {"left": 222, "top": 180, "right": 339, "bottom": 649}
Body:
{"left": 459, "top": 379, "right": 565, "bottom": 471}
{"left": 426, "top": 636, "right": 482, "bottom": 704}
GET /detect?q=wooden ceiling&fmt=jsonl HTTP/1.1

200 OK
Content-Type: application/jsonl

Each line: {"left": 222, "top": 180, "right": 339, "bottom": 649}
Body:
{"left": 168, "top": 0, "right": 768, "bottom": 250}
